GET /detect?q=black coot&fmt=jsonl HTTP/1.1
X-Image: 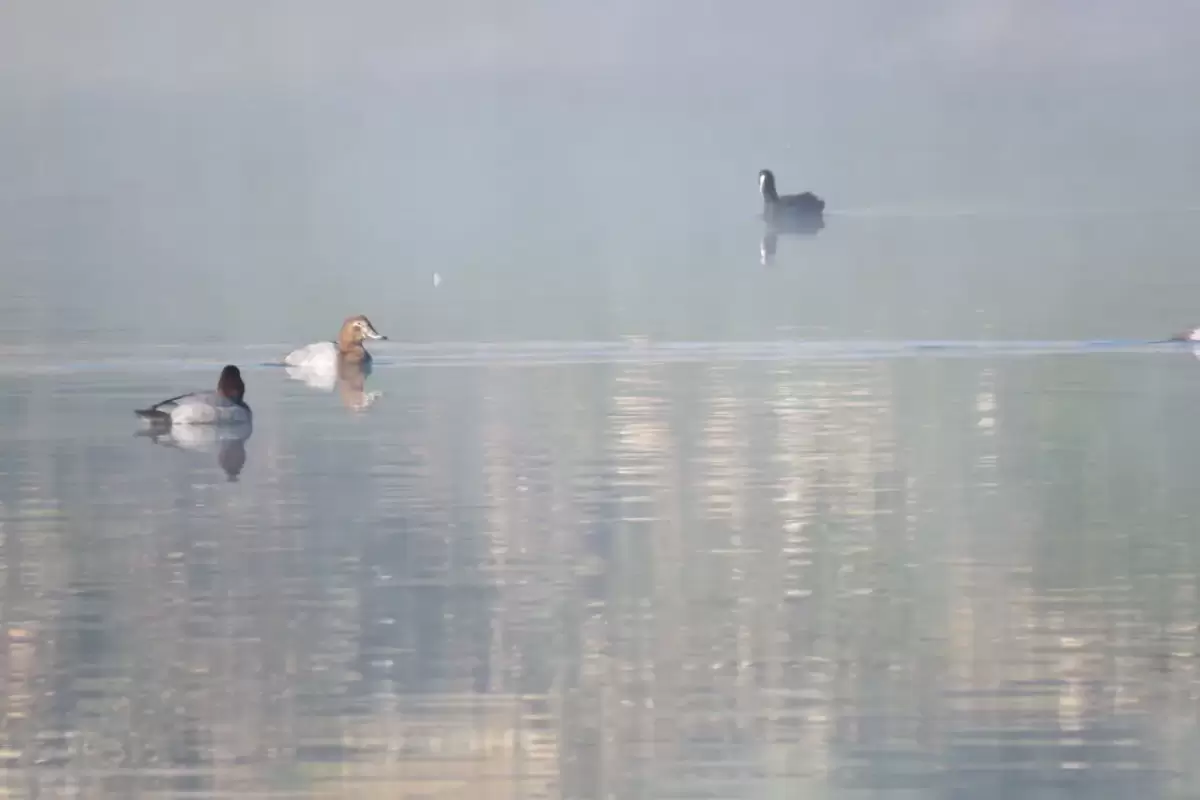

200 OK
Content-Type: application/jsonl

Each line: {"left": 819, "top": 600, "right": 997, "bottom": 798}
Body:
{"left": 759, "top": 169, "right": 824, "bottom": 220}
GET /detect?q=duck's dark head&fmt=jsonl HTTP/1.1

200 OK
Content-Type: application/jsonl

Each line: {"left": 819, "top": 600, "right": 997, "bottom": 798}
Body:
{"left": 217, "top": 365, "right": 245, "bottom": 402}
{"left": 759, "top": 169, "right": 778, "bottom": 202}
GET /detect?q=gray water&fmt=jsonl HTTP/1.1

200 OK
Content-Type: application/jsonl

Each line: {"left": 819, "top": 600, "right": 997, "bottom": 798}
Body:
{"left": 4, "top": 4, "right": 1200, "bottom": 798}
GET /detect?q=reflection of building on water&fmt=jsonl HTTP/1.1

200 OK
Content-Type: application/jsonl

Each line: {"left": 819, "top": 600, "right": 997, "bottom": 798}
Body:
{"left": 2, "top": 359, "right": 1200, "bottom": 795}
{"left": 292, "top": 694, "right": 558, "bottom": 799}
{"left": 552, "top": 357, "right": 909, "bottom": 794}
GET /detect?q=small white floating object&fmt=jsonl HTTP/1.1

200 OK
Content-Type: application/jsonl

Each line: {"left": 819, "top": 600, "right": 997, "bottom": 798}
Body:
{"left": 433, "top": 272, "right": 442, "bottom": 288}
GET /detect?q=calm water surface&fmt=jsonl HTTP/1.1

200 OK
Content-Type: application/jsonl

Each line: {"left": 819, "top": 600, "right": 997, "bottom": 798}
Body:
{"left": 3, "top": 344, "right": 1200, "bottom": 798}
{"left": 3, "top": 76, "right": 1200, "bottom": 800}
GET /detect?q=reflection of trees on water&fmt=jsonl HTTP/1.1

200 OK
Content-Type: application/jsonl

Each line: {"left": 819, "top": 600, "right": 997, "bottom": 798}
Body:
{"left": 0, "top": 354, "right": 1198, "bottom": 796}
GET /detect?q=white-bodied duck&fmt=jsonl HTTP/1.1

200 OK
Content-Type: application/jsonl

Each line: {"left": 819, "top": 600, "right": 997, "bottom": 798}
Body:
{"left": 135, "top": 365, "right": 252, "bottom": 427}
{"left": 283, "top": 314, "right": 387, "bottom": 372}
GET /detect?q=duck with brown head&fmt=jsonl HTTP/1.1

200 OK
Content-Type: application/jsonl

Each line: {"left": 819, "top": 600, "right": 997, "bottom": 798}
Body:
{"left": 283, "top": 314, "right": 388, "bottom": 373}
{"left": 135, "top": 364, "right": 253, "bottom": 427}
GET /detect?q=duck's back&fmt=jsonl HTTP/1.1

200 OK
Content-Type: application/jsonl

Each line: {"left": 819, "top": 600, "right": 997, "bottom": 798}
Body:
{"left": 283, "top": 341, "right": 338, "bottom": 369}
{"left": 141, "top": 391, "right": 251, "bottom": 426}
{"left": 174, "top": 394, "right": 250, "bottom": 425}
{"left": 778, "top": 192, "right": 825, "bottom": 213}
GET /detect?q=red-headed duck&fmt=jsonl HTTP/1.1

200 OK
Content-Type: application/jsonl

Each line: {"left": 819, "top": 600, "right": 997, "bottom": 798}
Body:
{"left": 135, "top": 365, "right": 252, "bottom": 426}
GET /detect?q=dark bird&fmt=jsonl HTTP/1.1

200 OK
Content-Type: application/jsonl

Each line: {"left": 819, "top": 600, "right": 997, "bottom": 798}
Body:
{"left": 759, "top": 169, "right": 825, "bottom": 221}
{"left": 1166, "top": 327, "right": 1200, "bottom": 343}
{"left": 757, "top": 169, "right": 825, "bottom": 265}
{"left": 135, "top": 365, "right": 251, "bottom": 427}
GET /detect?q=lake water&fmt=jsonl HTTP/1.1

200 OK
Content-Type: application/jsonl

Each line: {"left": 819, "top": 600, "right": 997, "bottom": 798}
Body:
{"left": 4, "top": 26, "right": 1200, "bottom": 799}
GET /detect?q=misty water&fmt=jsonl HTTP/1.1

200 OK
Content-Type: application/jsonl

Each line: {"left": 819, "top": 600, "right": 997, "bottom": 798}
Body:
{"left": 5, "top": 5, "right": 1200, "bottom": 799}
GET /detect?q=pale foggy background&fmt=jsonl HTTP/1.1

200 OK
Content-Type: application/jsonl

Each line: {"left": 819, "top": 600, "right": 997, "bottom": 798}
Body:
{"left": 1, "top": 3, "right": 1200, "bottom": 799}
{"left": 2, "top": 0, "right": 1200, "bottom": 347}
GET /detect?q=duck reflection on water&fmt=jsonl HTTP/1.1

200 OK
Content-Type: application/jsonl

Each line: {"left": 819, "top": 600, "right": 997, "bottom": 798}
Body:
{"left": 136, "top": 421, "right": 252, "bottom": 482}
{"left": 285, "top": 359, "right": 382, "bottom": 412}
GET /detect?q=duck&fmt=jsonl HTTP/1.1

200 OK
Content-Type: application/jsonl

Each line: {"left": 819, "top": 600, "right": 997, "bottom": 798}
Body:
{"left": 282, "top": 315, "right": 387, "bottom": 372}
{"left": 1167, "top": 327, "right": 1200, "bottom": 342}
{"left": 759, "top": 169, "right": 825, "bottom": 220}
{"left": 135, "top": 365, "right": 252, "bottom": 426}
